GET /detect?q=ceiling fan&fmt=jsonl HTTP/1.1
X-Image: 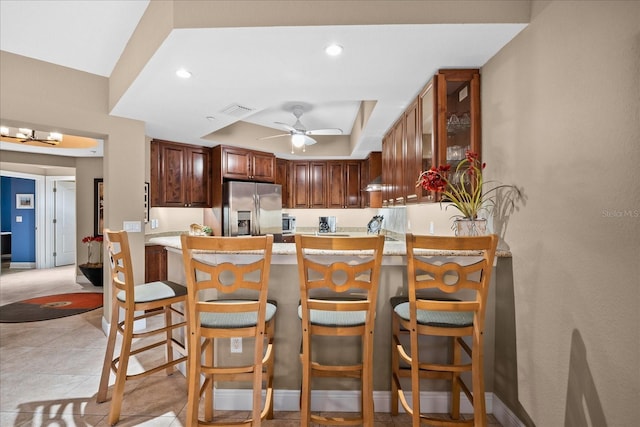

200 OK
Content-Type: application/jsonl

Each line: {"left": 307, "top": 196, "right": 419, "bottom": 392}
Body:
{"left": 259, "top": 105, "right": 343, "bottom": 152}
{"left": 0, "top": 127, "right": 62, "bottom": 145}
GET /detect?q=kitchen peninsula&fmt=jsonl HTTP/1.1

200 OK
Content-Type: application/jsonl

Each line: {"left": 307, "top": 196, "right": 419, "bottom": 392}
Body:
{"left": 148, "top": 234, "right": 512, "bottom": 412}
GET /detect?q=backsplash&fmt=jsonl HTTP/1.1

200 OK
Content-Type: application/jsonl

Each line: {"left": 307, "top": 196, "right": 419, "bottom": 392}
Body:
{"left": 376, "top": 207, "right": 406, "bottom": 236}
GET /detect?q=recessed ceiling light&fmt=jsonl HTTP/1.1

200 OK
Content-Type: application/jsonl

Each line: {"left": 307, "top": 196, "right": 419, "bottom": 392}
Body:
{"left": 176, "top": 68, "right": 192, "bottom": 79}
{"left": 325, "top": 44, "right": 343, "bottom": 56}
{"left": 206, "top": 116, "right": 216, "bottom": 121}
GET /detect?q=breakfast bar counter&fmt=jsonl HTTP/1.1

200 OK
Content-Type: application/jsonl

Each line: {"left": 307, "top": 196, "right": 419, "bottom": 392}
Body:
{"left": 147, "top": 234, "right": 512, "bottom": 412}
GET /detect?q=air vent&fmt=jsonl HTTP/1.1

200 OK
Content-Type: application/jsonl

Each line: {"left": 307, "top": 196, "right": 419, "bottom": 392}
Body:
{"left": 220, "top": 104, "right": 255, "bottom": 117}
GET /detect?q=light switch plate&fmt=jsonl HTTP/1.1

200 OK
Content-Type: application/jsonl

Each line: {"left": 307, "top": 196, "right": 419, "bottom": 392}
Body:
{"left": 123, "top": 221, "right": 142, "bottom": 233}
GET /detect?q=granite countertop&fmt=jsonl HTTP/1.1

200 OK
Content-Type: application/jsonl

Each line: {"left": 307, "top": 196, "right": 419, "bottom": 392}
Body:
{"left": 147, "top": 234, "right": 511, "bottom": 258}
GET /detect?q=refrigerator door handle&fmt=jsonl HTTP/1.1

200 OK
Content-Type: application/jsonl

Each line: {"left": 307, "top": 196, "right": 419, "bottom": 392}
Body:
{"left": 254, "top": 193, "right": 260, "bottom": 235}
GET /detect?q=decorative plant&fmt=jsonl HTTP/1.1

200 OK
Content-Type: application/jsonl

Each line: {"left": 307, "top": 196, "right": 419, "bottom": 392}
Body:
{"left": 416, "top": 150, "right": 517, "bottom": 220}
{"left": 81, "top": 235, "right": 103, "bottom": 266}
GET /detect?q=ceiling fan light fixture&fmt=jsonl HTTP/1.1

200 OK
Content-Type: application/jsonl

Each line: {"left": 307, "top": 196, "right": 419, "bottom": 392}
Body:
{"left": 292, "top": 133, "right": 306, "bottom": 147}
{"left": 17, "top": 128, "right": 32, "bottom": 139}
{"left": 48, "top": 132, "right": 63, "bottom": 142}
{"left": 325, "top": 43, "right": 343, "bottom": 56}
{"left": 175, "top": 68, "right": 192, "bottom": 79}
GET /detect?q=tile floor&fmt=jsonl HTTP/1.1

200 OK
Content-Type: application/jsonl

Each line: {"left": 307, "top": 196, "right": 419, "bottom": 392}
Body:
{"left": 0, "top": 265, "right": 503, "bottom": 426}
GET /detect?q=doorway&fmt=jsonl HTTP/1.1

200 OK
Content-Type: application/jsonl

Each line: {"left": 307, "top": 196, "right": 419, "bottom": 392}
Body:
{"left": 0, "top": 171, "right": 77, "bottom": 270}
{"left": 53, "top": 180, "right": 76, "bottom": 266}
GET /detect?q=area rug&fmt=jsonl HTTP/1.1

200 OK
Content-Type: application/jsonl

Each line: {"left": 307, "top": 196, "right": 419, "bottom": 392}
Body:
{"left": 0, "top": 292, "right": 103, "bottom": 323}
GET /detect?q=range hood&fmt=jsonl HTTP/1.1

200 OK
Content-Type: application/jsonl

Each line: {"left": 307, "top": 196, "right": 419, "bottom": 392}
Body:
{"left": 364, "top": 175, "right": 382, "bottom": 192}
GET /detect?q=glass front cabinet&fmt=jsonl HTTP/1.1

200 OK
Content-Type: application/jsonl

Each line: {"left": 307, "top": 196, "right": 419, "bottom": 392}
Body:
{"left": 382, "top": 68, "right": 481, "bottom": 205}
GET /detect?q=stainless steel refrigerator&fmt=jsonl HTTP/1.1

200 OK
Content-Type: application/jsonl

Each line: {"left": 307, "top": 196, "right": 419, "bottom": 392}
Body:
{"left": 223, "top": 181, "right": 282, "bottom": 236}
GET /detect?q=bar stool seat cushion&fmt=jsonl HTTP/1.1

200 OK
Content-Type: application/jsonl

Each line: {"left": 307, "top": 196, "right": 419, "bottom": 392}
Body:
{"left": 116, "top": 280, "right": 187, "bottom": 303}
{"left": 297, "top": 306, "right": 367, "bottom": 327}
{"left": 391, "top": 296, "right": 473, "bottom": 328}
{"left": 201, "top": 300, "right": 277, "bottom": 329}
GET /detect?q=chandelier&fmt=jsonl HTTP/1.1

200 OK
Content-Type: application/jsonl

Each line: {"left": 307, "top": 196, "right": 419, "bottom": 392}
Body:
{"left": 0, "top": 126, "right": 63, "bottom": 145}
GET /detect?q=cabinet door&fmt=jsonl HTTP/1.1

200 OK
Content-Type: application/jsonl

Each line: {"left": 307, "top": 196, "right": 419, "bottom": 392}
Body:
{"left": 327, "top": 161, "right": 345, "bottom": 209}
{"left": 344, "top": 161, "right": 362, "bottom": 208}
{"left": 251, "top": 151, "right": 276, "bottom": 182}
{"left": 309, "top": 162, "right": 327, "bottom": 208}
{"left": 221, "top": 147, "right": 251, "bottom": 180}
{"left": 291, "top": 161, "right": 310, "bottom": 208}
{"left": 363, "top": 152, "right": 382, "bottom": 208}
{"left": 418, "top": 77, "right": 436, "bottom": 202}
{"left": 381, "top": 135, "right": 393, "bottom": 205}
{"left": 158, "top": 143, "right": 186, "bottom": 207}
{"left": 393, "top": 119, "right": 405, "bottom": 205}
{"left": 275, "top": 158, "right": 289, "bottom": 208}
{"left": 404, "top": 99, "right": 419, "bottom": 203}
{"left": 436, "top": 69, "right": 481, "bottom": 168}
{"left": 186, "top": 147, "right": 211, "bottom": 207}
{"left": 145, "top": 244, "right": 167, "bottom": 282}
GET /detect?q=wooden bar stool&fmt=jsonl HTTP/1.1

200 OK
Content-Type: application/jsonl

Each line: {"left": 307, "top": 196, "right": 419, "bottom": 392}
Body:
{"left": 295, "top": 234, "right": 385, "bottom": 427}
{"left": 390, "top": 233, "right": 498, "bottom": 427}
{"left": 180, "top": 234, "right": 276, "bottom": 427}
{"left": 97, "top": 229, "right": 187, "bottom": 426}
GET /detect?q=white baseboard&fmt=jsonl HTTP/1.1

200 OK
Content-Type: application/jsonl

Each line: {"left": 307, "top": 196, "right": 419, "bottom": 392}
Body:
{"left": 209, "top": 388, "right": 523, "bottom": 426}
{"left": 9, "top": 262, "right": 35, "bottom": 269}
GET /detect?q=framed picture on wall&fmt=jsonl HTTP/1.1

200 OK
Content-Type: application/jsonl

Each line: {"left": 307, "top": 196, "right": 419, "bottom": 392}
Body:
{"left": 16, "top": 193, "right": 34, "bottom": 209}
{"left": 94, "top": 178, "right": 104, "bottom": 236}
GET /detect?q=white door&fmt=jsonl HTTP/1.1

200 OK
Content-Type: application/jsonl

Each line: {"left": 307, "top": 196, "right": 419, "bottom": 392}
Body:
{"left": 55, "top": 181, "right": 76, "bottom": 266}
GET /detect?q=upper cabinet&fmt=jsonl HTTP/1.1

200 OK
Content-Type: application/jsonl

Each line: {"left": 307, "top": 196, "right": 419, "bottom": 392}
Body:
{"left": 362, "top": 152, "right": 382, "bottom": 208}
{"left": 436, "top": 69, "right": 481, "bottom": 172}
{"left": 216, "top": 145, "right": 276, "bottom": 183}
{"left": 382, "top": 69, "right": 481, "bottom": 205}
{"left": 150, "top": 139, "right": 212, "bottom": 208}
{"left": 327, "top": 161, "right": 362, "bottom": 209}
{"left": 291, "top": 161, "right": 327, "bottom": 209}
{"left": 417, "top": 77, "right": 436, "bottom": 202}
{"left": 275, "top": 158, "right": 290, "bottom": 208}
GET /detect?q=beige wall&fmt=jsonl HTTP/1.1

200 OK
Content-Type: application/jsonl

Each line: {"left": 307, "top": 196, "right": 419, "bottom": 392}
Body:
{"left": 0, "top": 51, "right": 147, "bottom": 321}
{"left": 481, "top": 1, "right": 639, "bottom": 425}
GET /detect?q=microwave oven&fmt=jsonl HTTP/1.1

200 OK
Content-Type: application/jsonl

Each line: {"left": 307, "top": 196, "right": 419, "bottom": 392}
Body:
{"left": 282, "top": 214, "right": 296, "bottom": 234}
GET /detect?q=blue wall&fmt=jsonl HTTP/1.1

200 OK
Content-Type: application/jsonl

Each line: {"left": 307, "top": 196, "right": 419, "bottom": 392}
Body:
{"left": 1, "top": 177, "right": 36, "bottom": 262}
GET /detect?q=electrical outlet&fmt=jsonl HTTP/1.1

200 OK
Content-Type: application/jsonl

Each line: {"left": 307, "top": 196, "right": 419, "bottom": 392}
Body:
{"left": 230, "top": 337, "right": 242, "bottom": 353}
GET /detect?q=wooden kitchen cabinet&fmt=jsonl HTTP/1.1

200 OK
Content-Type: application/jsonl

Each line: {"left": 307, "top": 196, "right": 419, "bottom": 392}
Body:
{"left": 381, "top": 69, "right": 481, "bottom": 205}
{"left": 291, "top": 161, "right": 327, "bottom": 208}
{"left": 150, "top": 139, "right": 211, "bottom": 207}
{"left": 417, "top": 76, "right": 437, "bottom": 202}
{"left": 404, "top": 98, "right": 420, "bottom": 204}
{"left": 381, "top": 133, "right": 393, "bottom": 206}
{"left": 275, "top": 158, "right": 290, "bottom": 208}
{"left": 327, "top": 161, "right": 362, "bottom": 209}
{"left": 145, "top": 244, "right": 167, "bottom": 282}
{"left": 436, "top": 69, "right": 481, "bottom": 170}
{"left": 361, "top": 151, "right": 382, "bottom": 208}
{"left": 217, "top": 145, "right": 276, "bottom": 183}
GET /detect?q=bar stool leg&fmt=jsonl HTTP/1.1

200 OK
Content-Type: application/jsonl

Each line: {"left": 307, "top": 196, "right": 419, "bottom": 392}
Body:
{"left": 108, "top": 310, "right": 135, "bottom": 425}
{"left": 300, "top": 326, "right": 312, "bottom": 427}
{"left": 363, "top": 329, "right": 374, "bottom": 426}
{"left": 97, "top": 297, "right": 119, "bottom": 403}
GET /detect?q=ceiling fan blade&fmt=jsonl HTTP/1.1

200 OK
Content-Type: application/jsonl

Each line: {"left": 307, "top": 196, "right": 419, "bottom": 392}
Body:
{"left": 303, "top": 135, "right": 317, "bottom": 145}
{"left": 257, "top": 133, "right": 290, "bottom": 141}
{"left": 37, "top": 139, "right": 60, "bottom": 146}
{"left": 274, "top": 122, "right": 297, "bottom": 132}
{"left": 305, "top": 128, "right": 343, "bottom": 136}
